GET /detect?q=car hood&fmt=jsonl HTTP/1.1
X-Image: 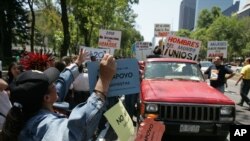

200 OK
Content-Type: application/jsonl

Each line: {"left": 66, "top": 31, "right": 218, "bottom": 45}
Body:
{"left": 141, "top": 79, "right": 234, "bottom": 105}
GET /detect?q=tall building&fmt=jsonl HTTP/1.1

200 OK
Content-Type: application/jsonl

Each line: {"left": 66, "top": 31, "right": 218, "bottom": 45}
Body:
{"left": 179, "top": 0, "right": 196, "bottom": 30}
{"left": 194, "top": 0, "right": 233, "bottom": 27}
{"left": 223, "top": 1, "right": 240, "bottom": 16}
{"left": 237, "top": 0, "right": 250, "bottom": 18}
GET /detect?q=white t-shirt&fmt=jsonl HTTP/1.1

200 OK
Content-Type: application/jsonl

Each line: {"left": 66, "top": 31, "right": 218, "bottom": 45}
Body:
{"left": 0, "top": 90, "right": 12, "bottom": 130}
{"left": 73, "top": 72, "right": 89, "bottom": 91}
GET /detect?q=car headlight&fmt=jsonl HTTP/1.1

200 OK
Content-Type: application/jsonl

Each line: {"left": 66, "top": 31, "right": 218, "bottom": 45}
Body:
{"left": 220, "top": 107, "right": 233, "bottom": 115}
{"left": 146, "top": 104, "right": 158, "bottom": 112}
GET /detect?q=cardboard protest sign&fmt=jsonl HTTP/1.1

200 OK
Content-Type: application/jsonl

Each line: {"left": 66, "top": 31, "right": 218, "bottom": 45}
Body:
{"left": 135, "top": 118, "right": 165, "bottom": 141}
{"left": 98, "top": 29, "right": 122, "bottom": 49}
{"left": 162, "top": 35, "right": 201, "bottom": 61}
{"left": 135, "top": 41, "right": 152, "bottom": 50}
{"left": 87, "top": 58, "right": 140, "bottom": 97}
{"left": 207, "top": 41, "right": 227, "bottom": 58}
{"left": 154, "top": 24, "right": 170, "bottom": 37}
{"left": 104, "top": 100, "right": 135, "bottom": 141}
{"left": 81, "top": 46, "right": 111, "bottom": 61}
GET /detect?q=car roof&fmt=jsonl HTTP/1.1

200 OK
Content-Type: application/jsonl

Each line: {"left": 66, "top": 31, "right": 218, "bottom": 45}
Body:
{"left": 146, "top": 57, "right": 197, "bottom": 64}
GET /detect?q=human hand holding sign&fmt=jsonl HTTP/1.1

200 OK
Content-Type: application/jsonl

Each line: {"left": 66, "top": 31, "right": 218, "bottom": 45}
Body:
{"left": 95, "top": 54, "right": 116, "bottom": 97}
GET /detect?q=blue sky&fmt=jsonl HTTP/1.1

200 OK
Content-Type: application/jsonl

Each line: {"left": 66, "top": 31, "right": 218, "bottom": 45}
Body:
{"left": 132, "top": 0, "right": 245, "bottom": 42}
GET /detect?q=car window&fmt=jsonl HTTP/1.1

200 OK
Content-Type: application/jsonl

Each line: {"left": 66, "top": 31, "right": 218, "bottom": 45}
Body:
{"left": 144, "top": 61, "right": 204, "bottom": 81}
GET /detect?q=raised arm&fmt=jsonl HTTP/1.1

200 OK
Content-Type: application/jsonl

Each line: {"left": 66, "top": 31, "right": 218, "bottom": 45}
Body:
{"left": 56, "top": 49, "right": 87, "bottom": 102}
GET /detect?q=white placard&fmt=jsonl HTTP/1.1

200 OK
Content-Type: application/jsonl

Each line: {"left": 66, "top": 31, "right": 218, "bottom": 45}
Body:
{"left": 135, "top": 41, "right": 152, "bottom": 50}
{"left": 154, "top": 24, "right": 170, "bottom": 37}
{"left": 207, "top": 41, "right": 228, "bottom": 58}
{"left": 162, "top": 35, "right": 201, "bottom": 61}
{"left": 81, "top": 46, "right": 112, "bottom": 61}
{"left": 98, "top": 29, "right": 122, "bottom": 49}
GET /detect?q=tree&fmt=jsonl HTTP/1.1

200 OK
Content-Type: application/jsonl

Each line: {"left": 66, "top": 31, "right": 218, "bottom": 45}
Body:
{"left": 190, "top": 28, "right": 209, "bottom": 59}
{"left": 69, "top": 0, "right": 142, "bottom": 57}
{"left": 27, "top": 0, "right": 35, "bottom": 52}
{"left": 206, "top": 16, "right": 245, "bottom": 60}
{"left": 60, "top": 0, "right": 70, "bottom": 57}
{"left": 197, "top": 7, "right": 221, "bottom": 29}
{"left": 35, "top": 0, "right": 63, "bottom": 56}
{"left": 0, "top": 0, "right": 30, "bottom": 63}
{"left": 175, "top": 29, "right": 191, "bottom": 38}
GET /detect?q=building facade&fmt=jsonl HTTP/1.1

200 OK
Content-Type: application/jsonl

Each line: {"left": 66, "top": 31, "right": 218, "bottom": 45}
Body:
{"left": 223, "top": 1, "right": 240, "bottom": 16}
{"left": 179, "top": 0, "right": 196, "bottom": 30}
{"left": 237, "top": 0, "right": 250, "bottom": 18}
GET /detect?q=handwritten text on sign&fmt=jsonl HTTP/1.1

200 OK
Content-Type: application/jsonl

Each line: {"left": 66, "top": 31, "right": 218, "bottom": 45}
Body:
{"left": 104, "top": 100, "right": 134, "bottom": 141}
{"left": 87, "top": 59, "right": 140, "bottom": 97}
{"left": 207, "top": 41, "right": 227, "bottom": 58}
{"left": 162, "top": 35, "right": 201, "bottom": 61}
{"left": 154, "top": 24, "right": 170, "bottom": 37}
{"left": 81, "top": 46, "right": 111, "bottom": 60}
{"left": 98, "top": 29, "right": 121, "bottom": 49}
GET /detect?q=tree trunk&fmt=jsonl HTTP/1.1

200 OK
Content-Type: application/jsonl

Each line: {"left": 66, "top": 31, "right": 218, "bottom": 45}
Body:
{"left": 0, "top": 1, "right": 12, "bottom": 61}
{"left": 60, "top": 0, "right": 70, "bottom": 57}
{"left": 28, "top": 0, "right": 35, "bottom": 52}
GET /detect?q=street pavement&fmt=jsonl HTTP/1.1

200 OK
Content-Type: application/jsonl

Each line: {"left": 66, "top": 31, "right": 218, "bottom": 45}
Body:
{"left": 225, "top": 78, "right": 250, "bottom": 125}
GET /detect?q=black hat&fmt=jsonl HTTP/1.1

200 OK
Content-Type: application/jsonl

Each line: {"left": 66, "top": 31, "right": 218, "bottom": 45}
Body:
{"left": 10, "top": 67, "right": 60, "bottom": 110}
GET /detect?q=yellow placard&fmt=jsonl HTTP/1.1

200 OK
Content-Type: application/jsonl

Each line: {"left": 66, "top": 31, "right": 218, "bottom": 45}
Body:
{"left": 104, "top": 100, "right": 135, "bottom": 141}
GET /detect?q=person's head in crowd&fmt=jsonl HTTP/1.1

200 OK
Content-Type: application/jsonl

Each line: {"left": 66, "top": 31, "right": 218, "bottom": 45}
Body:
{"left": 213, "top": 56, "right": 223, "bottom": 66}
{"left": 62, "top": 56, "right": 72, "bottom": 66}
{"left": 7, "top": 62, "right": 21, "bottom": 83}
{"left": 47, "top": 55, "right": 56, "bottom": 68}
{"left": 243, "top": 57, "right": 250, "bottom": 66}
{"left": 2, "top": 67, "right": 60, "bottom": 139}
{"left": 54, "top": 61, "right": 66, "bottom": 73}
{"left": 2, "top": 49, "right": 117, "bottom": 141}
{"left": 90, "top": 56, "right": 96, "bottom": 62}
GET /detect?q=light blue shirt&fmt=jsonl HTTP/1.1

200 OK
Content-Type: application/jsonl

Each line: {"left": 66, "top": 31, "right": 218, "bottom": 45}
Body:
{"left": 18, "top": 64, "right": 107, "bottom": 141}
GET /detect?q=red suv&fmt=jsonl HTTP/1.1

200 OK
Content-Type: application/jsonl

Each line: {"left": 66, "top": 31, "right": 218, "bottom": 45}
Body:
{"left": 139, "top": 58, "right": 235, "bottom": 140}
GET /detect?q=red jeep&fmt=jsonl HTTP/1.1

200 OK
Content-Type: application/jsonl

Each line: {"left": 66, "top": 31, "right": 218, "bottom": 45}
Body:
{"left": 139, "top": 58, "right": 235, "bottom": 140}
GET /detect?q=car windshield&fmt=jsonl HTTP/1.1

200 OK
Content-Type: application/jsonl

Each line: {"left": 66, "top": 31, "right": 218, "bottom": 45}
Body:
{"left": 144, "top": 61, "right": 204, "bottom": 81}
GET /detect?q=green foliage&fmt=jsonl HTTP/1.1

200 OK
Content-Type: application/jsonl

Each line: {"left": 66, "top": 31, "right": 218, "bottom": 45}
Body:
{"left": 0, "top": 0, "right": 30, "bottom": 60}
{"left": 175, "top": 29, "right": 191, "bottom": 38}
{"left": 190, "top": 28, "right": 209, "bottom": 58}
{"left": 206, "top": 16, "right": 246, "bottom": 60}
{"left": 197, "top": 7, "right": 221, "bottom": 28}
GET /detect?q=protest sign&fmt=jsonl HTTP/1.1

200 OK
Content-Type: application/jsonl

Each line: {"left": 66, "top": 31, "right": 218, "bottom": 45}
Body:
{"left": 162, "top": 35, "right": 201, "bottom": 61}
{"left": 81, "top": 46, "right": 111, "bottom": 61}
{"left": 87, "top": 58, "right": 140, "bottom": 97}
{"left": 154, "top": 24, "right": 170, "bottom": 37}
{"left": 98, "top": 29, "right": 122, "bottom": 49}
{"left": 207, "top": 41, "right": 228, "bottom": 58}
{"left": 135, "top": 118, "right": 165, "bottom": 141}
{"left": 135, "top": 41, "right": 152, "bottom": 50}
{"left": 104, "top": 100, "right": 135, "bottom": 141}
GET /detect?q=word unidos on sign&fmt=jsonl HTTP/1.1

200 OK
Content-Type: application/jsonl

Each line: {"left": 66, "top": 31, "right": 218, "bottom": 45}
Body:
{"left": 163, "top": 47, "right": 198, "bottom": 61}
